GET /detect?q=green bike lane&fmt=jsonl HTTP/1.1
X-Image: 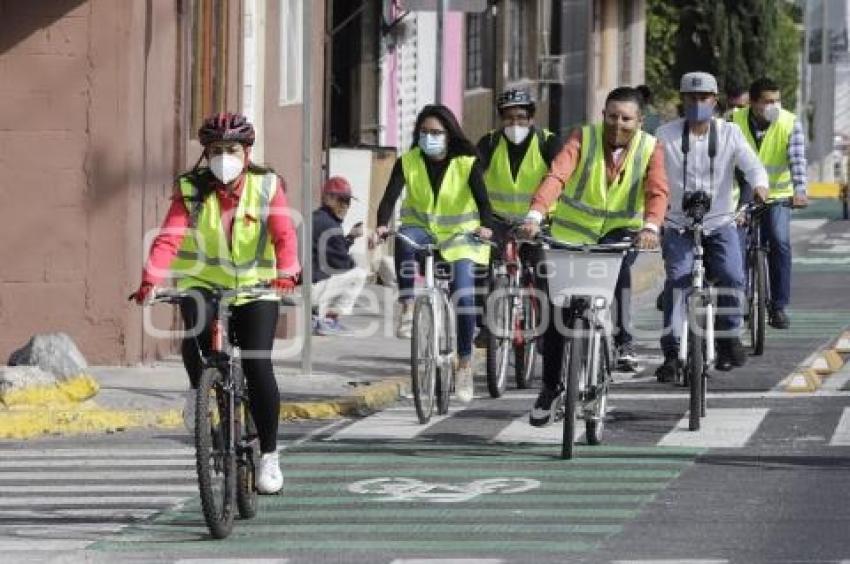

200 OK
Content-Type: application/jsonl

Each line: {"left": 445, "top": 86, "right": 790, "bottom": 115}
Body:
{"left": 91, "top": 442, "right": 703, "bottom": 562}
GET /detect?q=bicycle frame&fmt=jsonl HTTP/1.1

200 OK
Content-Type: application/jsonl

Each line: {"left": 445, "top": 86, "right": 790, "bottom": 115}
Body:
{"left": 678, "top": 225, "right": 716, "bottom": 369}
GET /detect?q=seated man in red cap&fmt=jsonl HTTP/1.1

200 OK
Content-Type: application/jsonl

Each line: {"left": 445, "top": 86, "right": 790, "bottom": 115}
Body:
{"left": 311, "top": 176, "right": 368, "bottom": 335}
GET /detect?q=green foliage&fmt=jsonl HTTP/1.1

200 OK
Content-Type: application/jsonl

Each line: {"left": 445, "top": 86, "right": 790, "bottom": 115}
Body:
{"left": 646, "top": 0, "right": 801, "bottom": 110}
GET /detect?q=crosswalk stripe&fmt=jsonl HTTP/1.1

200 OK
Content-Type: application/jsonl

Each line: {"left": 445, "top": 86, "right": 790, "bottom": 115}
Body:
{"left": 0, "top": 496, "right": 187, "bottom": 507}
{"left": 391, "top": 560, "right": 504, "bottom": 564}
{"left": 829, "top": 408, "right": 850, "bottom": 446}
{"left": 0, "top": 470, "right": 193, "bottom": 480}
{"left": 0, "top": 540, "right": 92, "bottom": 551}
{"left": 0, "top": 459, "right": 193, "bottom": 468}
{"left": 0, "top": 448, "right": 194, "bottom": 459}
{"left": 0, "top": 484, "right": 197, "bottom": 494}
{"left": 493, "top": 414, "right": 585, "bottom": 444}
{"left": 175, "top": 560, "right": 289, "bottom": 564}
{"left": 658, "top": 408, "right": 768, "bottom": 448}
{"left": 327, "top": 406, "right": 466, "bottom": 441}
{"left": 0, "top": 509, "right": 159, "bottom": 519}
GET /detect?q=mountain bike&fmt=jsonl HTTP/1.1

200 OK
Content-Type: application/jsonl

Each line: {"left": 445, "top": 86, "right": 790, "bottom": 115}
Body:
{"left": 148, "top": 285, "right": 291, "bottom": 539}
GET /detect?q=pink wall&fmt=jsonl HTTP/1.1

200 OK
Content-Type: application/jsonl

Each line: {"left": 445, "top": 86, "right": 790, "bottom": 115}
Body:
{"left": 441, "top": 12, "right": 463, "bottom": 119}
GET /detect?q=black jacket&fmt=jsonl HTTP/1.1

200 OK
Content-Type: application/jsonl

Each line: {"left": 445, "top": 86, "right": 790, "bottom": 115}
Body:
{"left": 312, "top": 206, "right": 355, "bottom": 283}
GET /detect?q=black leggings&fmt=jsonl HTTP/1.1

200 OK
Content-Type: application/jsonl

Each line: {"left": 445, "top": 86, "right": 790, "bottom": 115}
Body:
{"left": 179, "top": 292, "right": 280, "bottom": 453}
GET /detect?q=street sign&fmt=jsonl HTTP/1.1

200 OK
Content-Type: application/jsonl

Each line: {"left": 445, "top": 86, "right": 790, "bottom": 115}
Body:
{"left": 403, "top": 0, "right": 488, "bottom": 12}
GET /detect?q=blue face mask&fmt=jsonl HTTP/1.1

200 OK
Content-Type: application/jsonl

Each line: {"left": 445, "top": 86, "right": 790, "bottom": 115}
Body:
{"left": 685, "top": 101, "right": 715, "bottom": 123}
{"left": 419, "top": 133, "right": 447, "bottom": 157}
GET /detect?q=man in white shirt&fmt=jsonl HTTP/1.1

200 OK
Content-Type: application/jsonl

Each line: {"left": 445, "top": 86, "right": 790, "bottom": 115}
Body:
{"left": 655, "top": 72, "right": 769, "bottom": 380}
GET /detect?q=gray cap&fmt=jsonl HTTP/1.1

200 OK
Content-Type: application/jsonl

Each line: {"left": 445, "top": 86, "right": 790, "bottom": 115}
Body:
{"left": 680, "top": 71, "right": 718, "bottom": 94}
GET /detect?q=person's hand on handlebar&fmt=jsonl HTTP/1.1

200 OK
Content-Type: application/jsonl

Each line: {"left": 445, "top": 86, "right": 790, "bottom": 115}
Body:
{"left": 518, "top": 218, "right": 541, "bottom": 240}
{"left": 128, "top": 281, "right": 156, "bottom": 305}
{"left": 474, "top": 226, "right": 493, "bottom": 240}
{"left": 368, "top": 225, "right": 389, "bottom": 249}
{"left": 635, "top": 227, "right": 659, "bottom": 250}
{"left": 754, "top": 185, "right": 769, "bottom": 204}
{"left": 792, "top": 192, "right": 809, "bottom": 208}
{"left": 271, "top": 276, "right": 298, "bottom": 294}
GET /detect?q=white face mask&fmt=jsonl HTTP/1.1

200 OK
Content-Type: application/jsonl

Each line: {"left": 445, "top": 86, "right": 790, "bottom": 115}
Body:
{"left": 504, "top": 125, "right": 530, "bottom": 145}
{"left": 209, "top": 154, "right": 245, "bottom": 184}
{"left": 763, "top": 102, "right": 782, "bottom": 123}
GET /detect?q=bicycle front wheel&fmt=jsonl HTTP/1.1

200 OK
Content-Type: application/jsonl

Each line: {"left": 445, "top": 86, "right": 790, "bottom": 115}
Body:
{"left": 411, "top": 296, "right": 437, "bottom": 424}
{"left": 436, "top": 297, "right": 453, "bottom": 415}
{"left": 562, "top": 316, "right": 587, "bottom": 460}
{"left": 585, "top": 336, "right": 610, "bottom": 446}
{"left": 486, "top": 276, "right": 511, "bottom": 398}
{"left": 196, "top": 367, "right": 237, "bottom": 538}
{"left": 687, "top": 297, "right": 705, "bottom": 432}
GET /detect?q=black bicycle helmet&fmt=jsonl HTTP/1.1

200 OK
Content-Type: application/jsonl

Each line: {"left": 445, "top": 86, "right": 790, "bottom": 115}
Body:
{"left": 496, "top": 89, "right": 536, "bottom": 114}
{"left": 198, "top": 112, "right": 256, "bottom": 146}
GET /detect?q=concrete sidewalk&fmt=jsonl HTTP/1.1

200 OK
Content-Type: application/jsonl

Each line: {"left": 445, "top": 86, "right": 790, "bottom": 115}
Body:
{"left": 1, "top": 255, "right": 665, "bottom": 440}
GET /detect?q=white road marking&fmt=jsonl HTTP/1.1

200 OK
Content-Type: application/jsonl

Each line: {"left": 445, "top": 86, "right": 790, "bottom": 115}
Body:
{"left": 658, "top": 408, "right": 768, "bottom": 448}
{"left": 493, "top": 414, "right": 585, "bottom": 444}
{"left": 327, "top": 406, "right": 466, "bottom": 440}
{"left": 829, "top": 408, "right": 850, "bottom": 446}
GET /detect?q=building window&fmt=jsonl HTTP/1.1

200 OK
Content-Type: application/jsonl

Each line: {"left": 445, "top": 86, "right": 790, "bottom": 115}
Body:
{"left": 466, "top": 13, "right": 484, "bottom": 89}
{"left": 279, "top": 0, "right": 303, "bottom": 106}
{"left": 190, "top": 0, "right": 229, "bottom": 136}
{"left": 508, "top": 0, "right": 529, "bottom": 80}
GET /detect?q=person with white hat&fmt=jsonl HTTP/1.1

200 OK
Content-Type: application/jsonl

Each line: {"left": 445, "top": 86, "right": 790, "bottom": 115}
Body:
{"left": 653, "top": 72, "right": 769, "bottom": 380}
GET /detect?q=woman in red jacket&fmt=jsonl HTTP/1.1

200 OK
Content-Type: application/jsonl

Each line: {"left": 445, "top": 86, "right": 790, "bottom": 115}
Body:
{"left": 131, "top": 113, "right": 299, "bottom": 494}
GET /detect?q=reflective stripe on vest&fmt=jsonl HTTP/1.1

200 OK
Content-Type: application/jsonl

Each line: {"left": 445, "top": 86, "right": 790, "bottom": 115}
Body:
{"left": 550, "top": 124, "right": 656, "bottom": 244}
{"left": 732, "top": 107, "right": 795, "bottom": 198}
{"left": 484, "top": 129, "right": 551, "bottom": 221}
{"left": 170, "top": 172, "right": 277, "bottom": 290}
{"left": 399, "top": 148, "right": 490, "bottom": 265}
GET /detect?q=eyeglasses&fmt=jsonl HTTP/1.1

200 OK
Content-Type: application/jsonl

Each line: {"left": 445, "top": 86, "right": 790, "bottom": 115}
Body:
{"left": 502, "top": 114, "right": 530, "bottom": 125}
{"left": 419, "top": 128, "right": 446, "bottom": 137}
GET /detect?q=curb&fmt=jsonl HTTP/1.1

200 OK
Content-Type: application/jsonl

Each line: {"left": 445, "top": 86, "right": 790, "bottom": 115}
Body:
{"left": 0, "top": 373, "right": 99, "bottom": 408}
{"left": 783, "top": 329, "right": 849, "bottom": 393}
{"left": 0, "top": 376, "right": 408, "bottom": 440}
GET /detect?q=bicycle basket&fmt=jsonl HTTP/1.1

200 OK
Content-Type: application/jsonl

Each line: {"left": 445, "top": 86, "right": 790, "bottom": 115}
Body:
{"left": 542, "top": 248, "right": 625, "bottom": 307}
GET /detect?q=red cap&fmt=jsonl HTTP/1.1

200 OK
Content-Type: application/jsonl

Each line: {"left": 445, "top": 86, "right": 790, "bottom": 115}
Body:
{"left": 322, "top": 176, "right": 356, "bottom": 199}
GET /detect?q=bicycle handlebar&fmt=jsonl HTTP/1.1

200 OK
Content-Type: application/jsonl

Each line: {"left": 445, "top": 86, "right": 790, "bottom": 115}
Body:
{"left": 150, "top": 284, "right": 298, "bottom": 306}
{"left": 382, "top": 230, "right": 498, "bottom": 252}
{"left": 533, "top": 234, "right": 643, "bottom": 253}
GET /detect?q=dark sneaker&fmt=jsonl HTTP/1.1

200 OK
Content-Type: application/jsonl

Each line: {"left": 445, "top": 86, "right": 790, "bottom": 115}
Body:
{"left": 655, "top": 356, "right": 680, "bottom": 383}
{"left": 616, "top": 343, "right": 639, "bottom": 372}
{"left": 529, "top": 385, "right": 564, "bottom": 427}
{"left": 769, "top": 308, "right": 790, "bottom": 329}
{"left": 655, "top": 291, "right": 664, "bottom": 312}
{"left": 716, "top": 338, "right": 747, "bottom": 371}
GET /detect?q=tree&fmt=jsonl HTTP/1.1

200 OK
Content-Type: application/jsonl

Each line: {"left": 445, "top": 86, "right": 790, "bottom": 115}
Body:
{"left": 646, "top": 0, "right": 801, "bottom": 109}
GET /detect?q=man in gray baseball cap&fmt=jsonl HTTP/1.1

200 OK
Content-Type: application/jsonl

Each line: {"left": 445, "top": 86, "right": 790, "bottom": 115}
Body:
{"left": 680, "top": 71, "right": 719, "bottom": 94}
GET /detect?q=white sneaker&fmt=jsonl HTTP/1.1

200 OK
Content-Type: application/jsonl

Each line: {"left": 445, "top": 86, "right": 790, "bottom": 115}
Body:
{"left": 396, "top": 308, "right": 413, "bottom": 339}
{"left": 455, "top": 365, "right": 474, "bottom": 403}
{"left": 256, "top": 450, "right": 283, "bottom": 494}
{"left": 182, "top": 389, "right": 197, "bottom": 433}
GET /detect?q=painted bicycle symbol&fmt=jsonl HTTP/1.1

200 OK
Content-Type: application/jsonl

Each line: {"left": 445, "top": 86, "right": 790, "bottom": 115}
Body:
{"left": 347, "top": 477, "right": 541, "bottom": 503}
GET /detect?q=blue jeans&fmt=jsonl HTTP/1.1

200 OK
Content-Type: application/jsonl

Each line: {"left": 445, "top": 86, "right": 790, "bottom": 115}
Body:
{"left": 738, "top": 205, "right": 792, "bottom": 310}
{"left": 598, "top": 230, "right": 638, "bottom": 348}
{"left": 660, "top": 223, "right": 745, "bottom": 357}
{"left": 395, "top": 226, "right": 478, "bottom": 360}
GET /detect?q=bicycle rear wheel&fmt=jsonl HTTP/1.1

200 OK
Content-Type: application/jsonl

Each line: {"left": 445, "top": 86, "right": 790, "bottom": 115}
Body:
{"left": 687, "top": 297, "right": 705, "bottom": 432}
{"left": 486, "top": 276, "right": 510, "bottom": 398}
{"left": 751, "top": 249, "right": 768, "bottom": 356}
{"left": 436, "top": 298, "right": 453, "bottom": 415}
{"left": 562, "top": 316, "right": 587, "bottom": 460}
{"left": 514, "top": 283, "right": 538, "bottom": 389}
{"left": 236, "top": 385, "right": 259, "bottom": 519}
{"left": 411, "top": 295, "right": 437, "bottom": 424}
{"left": 196, "top": 367, "right": 236, "bottom": 538}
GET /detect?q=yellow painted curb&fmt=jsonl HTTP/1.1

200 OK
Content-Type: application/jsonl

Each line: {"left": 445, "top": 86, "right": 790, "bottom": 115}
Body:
{"left": 0, "top": 404, "right": 182, "bottom": 440}
{"left": 0, "top": 373, "right": 99, "bottom": 408}
{"left": 784, "top": 369, "right": 821, "bottom": 393}
{"left": 280, "top": 377, "right": 407, "bottom": 420}
{"left": 809, "top": 349, "right": 845, "bottom": 375}
{"left": 808, "top": 182, "right": 841, "bottom": 199}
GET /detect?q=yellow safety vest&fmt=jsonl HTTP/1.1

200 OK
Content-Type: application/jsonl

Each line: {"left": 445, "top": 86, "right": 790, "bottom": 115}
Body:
{"left": 483, "top": 129, "right": 552, "bottom": 221}
{"left": 170, "top": 171, "right": 277, "bottom": 297}
{"left": 732, "top": 107, "right": 795, "bottom": 200}
{"left": 551, "top": 124, "right": 656, "bottom": 244}
{"left": 399, "top": 148, "right": 490, "bottom": 265}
